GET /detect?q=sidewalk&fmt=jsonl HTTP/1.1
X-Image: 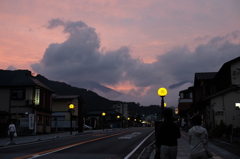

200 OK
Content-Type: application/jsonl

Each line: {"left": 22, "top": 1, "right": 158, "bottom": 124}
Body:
{"left": 149, "top": 131, "right": 240, "bottom": 159}
{"left": 0, "top": 130, "right": 94, "bottom": 147}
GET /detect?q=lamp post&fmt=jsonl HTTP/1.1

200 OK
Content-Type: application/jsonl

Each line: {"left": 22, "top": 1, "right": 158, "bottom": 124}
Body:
{"left": 117, "top": 115, "right": 120, "bottom": 129}
{"left": 158, "top": 87, "right": 168, "bottom": 121}
{"left": 68, "top": 104, "right": 75, "bottom": 135}
{"left": 102, "top": 112, "right": 106, "bottom": 131}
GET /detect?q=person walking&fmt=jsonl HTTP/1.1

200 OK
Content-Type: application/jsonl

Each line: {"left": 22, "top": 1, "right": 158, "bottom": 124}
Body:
{"left": 155, "top": 108, "right": 181, "bottom": 159}
{"left": 8, "top": 121, "right": 16, "bottom": 141}
{"left": 188, "top": 115, "right": 209, "bottom": 159}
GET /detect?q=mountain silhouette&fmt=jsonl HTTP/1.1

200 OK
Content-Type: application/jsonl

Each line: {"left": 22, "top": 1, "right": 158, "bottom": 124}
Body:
{"left": 36, "top": 74, "right": 120, "bottom": 112}
{"left": 35, "top": 74, "right": 160, "bottom": 116}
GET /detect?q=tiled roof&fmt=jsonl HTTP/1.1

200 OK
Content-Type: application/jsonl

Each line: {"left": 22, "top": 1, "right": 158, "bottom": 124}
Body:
{"left": 0, "top": 70, "right": 53, "bottom": 91}
{"left": 215, "top": 56, "right": 240, "bottom": 79}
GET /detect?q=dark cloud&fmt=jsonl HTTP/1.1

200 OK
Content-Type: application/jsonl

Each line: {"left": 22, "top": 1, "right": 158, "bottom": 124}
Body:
{"left": 31, "top": 19, "right": 240, "bottom": 105}
{"left": 32, "top": 19, "right": 141, "bottom": 85}
{"left": 168, "top": 81, "right": 193, "bottom": 89}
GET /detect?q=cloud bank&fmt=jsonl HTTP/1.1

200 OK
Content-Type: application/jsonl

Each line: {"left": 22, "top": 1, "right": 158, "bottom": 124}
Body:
{"left": 31, "top": 19, "right": 240, "bottom": 106}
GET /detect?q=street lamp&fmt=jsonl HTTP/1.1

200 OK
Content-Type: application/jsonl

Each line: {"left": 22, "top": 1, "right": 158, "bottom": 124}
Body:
{"left": 158, "top": 87, "right": 168, "bottom": 121}
{"left": 117, "top": 115, "right": 120, "bottom": 129}
{"left": 68, "top": 104, "right": 75, "bottom": 135}
{"left": 175, "top": 108, "right": 178, "bottom": 115}
{"left": 102, "top": 112, "right": 106, "bottom": 131}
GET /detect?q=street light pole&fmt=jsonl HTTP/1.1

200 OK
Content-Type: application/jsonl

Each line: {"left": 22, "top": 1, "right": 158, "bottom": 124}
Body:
{"left": 117, "top": 115, "right": 120, "bottom": 129}
{"left": 158, "top": 88, "right": 168, "bottom": 121}
{"left": 102, "top": 112, "right": 106, "bottom": 131}
{"left": 68, "top": 104, "right": 75, "bottom": 135}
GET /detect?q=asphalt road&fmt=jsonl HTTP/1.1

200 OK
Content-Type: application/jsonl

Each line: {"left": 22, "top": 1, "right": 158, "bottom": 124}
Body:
{"left": 0, "top": 127, "right": 155, "bottom": 159}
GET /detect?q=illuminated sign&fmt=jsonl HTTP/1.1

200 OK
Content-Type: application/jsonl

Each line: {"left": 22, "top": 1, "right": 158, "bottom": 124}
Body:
{"left": 35, "top": 89, "right": 40, "bottom": 105}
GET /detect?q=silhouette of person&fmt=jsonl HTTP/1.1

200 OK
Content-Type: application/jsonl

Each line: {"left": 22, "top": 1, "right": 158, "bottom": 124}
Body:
{"left": 156, "top": 108, "right": 181, "bottom": 159}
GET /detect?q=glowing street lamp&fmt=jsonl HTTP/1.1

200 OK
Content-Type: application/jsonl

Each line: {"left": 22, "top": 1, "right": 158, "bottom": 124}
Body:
{"left": 158, "top": 87, "right": 168, "bottom": 121}
{"left": 68, "top": 104, "right": 75, "bottom": 135}
{"left": 102, "top": 112, "right": 106, "bottom": 131}
{"left": 117, "top": 115, "right": 120, "bottom": 129}
{"left": 164, "top": 103, "right": 167, "bottom": 107}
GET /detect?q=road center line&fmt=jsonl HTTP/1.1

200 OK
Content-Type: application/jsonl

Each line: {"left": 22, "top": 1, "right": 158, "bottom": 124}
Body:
{"left": 124, "top": 131, "right": 155, "bottom": 159}
{"left": 13, "top": 130, "right": 136, "bottom": 159}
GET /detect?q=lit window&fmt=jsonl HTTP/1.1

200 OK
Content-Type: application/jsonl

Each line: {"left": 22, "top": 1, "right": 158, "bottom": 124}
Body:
{"left": 236, "top": 103, "right": 240, "bottom": 109}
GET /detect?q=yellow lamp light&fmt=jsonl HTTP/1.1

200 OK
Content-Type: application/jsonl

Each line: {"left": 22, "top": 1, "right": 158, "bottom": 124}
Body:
{"left": 117, "top": 115, "right": 120, "bottom": 118}
{"left": 164, "top": 103, "right": 167, "bottom": 107}
{"left": 158, "top": 87, "right": 168, "bottom": 97}
{"left": 128, "top": 117, "right": 130, "bottom": 120}
{"left": 102, "top": 112, "right": 106, "bottom": 116}
{"left": 175, "top": 108, "right": 178, "bottom": 115}
{"left": 69, "top": 104, "right": 74, "bottom": 109}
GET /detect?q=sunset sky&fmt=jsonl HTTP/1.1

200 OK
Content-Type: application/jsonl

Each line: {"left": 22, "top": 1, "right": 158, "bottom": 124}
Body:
{"left": 1, "top": 0, "right": 240, "bottom": 107}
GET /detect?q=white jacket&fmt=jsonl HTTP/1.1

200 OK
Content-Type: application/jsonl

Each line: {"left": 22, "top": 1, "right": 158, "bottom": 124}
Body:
{"left": 188, "top": 126, "right": 208, "bottom": 154}
{"left": 8, "top": 124, "right": 16, "bottom": 132}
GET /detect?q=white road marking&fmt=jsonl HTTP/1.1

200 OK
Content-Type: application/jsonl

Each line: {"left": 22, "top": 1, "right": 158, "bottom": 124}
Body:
{"left": 124, "top": 131, "right": 154, "bottom": 159}
{"left": 118, "top": 132, "right": 142, "bottom": 139}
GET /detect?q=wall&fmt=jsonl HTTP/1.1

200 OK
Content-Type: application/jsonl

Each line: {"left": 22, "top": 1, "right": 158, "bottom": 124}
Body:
{"left": 0, "top": 88, "right": 10, "bottom": 111}
{"left": 212, "top": 91, "right": 240, "bottom": 128}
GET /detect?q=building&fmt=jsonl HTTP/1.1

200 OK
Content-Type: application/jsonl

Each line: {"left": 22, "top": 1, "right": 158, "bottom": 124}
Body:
{"left": 0, "top": 70, "right": 54, "bottom": 135}
{"left": 84, "top": 110, "right": 121, "bottom": 129}
{"left": 51, "top": 94, "right": 84, "bottom": 132}
{"left": 179, "top": 56, "right": 240, "bottom": 132}
{"left": 113, "top": 103, "right": 129, "bottom": 120}
{"left": 202, "top": 57, "right": 240, "bottom": 129}
{"left": 178, "top": 87, "right": 193, "bottom": 128}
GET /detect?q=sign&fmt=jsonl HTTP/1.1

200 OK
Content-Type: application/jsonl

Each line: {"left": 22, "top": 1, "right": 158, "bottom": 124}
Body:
{"left": 35, "top": 89, "right": 40, "bottom": 105}
{"left": 29, "top": 114, "right": 34, "bottom": 130}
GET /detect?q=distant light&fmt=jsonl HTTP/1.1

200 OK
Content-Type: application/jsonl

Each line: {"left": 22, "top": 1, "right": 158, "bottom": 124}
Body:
{"left": 175, "top": 108, "right": 178, "bottom": 114}
{"left": 164, "top": 103, "right": 167, "bottom": 107}
{"left": 102, "top": 112, "right": 106, "bottom": 116}
{"left": 236, "top": 103, "right": 240, "bottom": 108}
